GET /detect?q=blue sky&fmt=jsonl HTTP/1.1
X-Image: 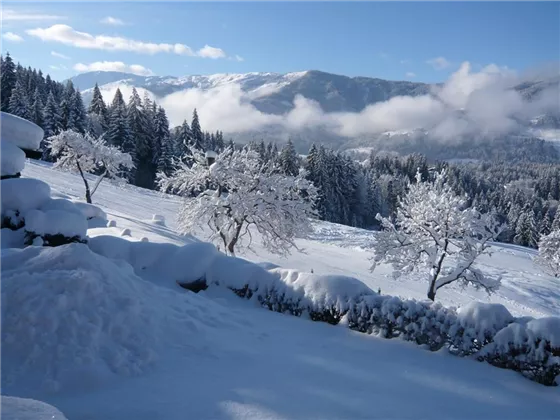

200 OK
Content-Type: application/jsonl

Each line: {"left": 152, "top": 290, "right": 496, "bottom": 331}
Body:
{"left": 2, "top": 1, "right": 559, "bottom": 83}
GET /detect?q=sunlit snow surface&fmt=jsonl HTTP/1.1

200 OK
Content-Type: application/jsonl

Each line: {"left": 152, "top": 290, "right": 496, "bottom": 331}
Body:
{"left": 2, "top": 159, "right": 558, "bottom": 420}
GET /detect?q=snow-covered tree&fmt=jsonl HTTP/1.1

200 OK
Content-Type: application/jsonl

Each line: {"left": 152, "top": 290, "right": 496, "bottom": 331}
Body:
{"left": 1, "top": 53, "right": 17, "bottom": 111}
{"left": 30, "top": 87, "right": 44, "bottom": 127}
{"left": 279, "top": 139, "right": 299, "bottom": 176}
{"left": 190, "top": 108, "right": 204, "bottom": 150}
{"left": 157, "top": 147, "right": 318, "bottom": 255}
{"left": 371, "top": 170, "right": 503, "bottom": 301}
{"left": 8, "top": 78, "right": 31, "bottom": 119}
{"left": 47, "top": 130, "right": 134, "bottom": 204}
{"left": 535, "top": 229, "right": 560, "bottom": 278}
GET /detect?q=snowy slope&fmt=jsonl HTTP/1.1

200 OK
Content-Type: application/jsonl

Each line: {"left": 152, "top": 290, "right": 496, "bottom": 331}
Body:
{"left": 22, "top": 159, "right": 560, "bottom": 318}
{"left": 2, "top": 159, "right": 558, "bottom": 420}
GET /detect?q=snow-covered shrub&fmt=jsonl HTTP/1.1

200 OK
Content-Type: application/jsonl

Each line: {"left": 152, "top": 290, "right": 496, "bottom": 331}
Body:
{"left": 23, "top": 209, "right": 88, "bottom": 247}
{"left": 1, "top": 141, "right": 25, "bottom": 179}
{"left": 1, "top": 178, "right": 51, "bottom": 221}
{"left": 371, "top": 170, "right": 502, "bottom": 301}
{"left": 0, "top": 111, "right": 43, "bottom": 152}
{"left": 71, "top": 201, "right": 107, "bottom": 220}
{"left": 450, "top": 302, "right": 514, "bottom": 355}
{"left": 107, "top": 219, "right": 117, "bottom": 228}
{"left": 479, "top": 317, "right": 560, "bottom": 385}
{"left": 141, "top": 237, "right": 149, "bottom": 242}
{"left": 120, "top": 228, "right": 132, "bottom": 237}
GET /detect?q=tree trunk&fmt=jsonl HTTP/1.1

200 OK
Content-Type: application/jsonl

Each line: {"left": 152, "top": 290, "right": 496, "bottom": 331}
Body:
{"left": 227, "top": 220, "right": 244, "bottom": 256}
{"left": 76, "top": 160, "right": 92, "bottom": 204}
{"left": 427, "top": 285, "right": 436, "bottom": 301}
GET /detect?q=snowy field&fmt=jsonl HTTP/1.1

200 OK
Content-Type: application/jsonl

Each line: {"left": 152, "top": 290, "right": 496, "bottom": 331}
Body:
{"left": 2, "top": 159, "right": 559, "bottom": 420}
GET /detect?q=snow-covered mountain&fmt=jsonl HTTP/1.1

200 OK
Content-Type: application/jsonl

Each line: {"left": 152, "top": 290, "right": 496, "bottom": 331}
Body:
{"left": 71, "top": 70, "right": 560, "bottom": 161}
{"left": 74, "top": 70, "right": 431, "bottom": 115}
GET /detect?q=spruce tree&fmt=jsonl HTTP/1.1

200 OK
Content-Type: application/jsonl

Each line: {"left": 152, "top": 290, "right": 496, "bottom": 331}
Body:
{"left": 68, "top": 90, "right": 87, "bottom": 134}
{"left": 155, "top": 106, "right": 174, "bottom": 175}
{"left": 127, "top": 87, "right": 153, "bottom": 187}
{"left": 1, "top": 53, "right": 17, "bottom": 111}
{"left": 190, "top": 108, "right": 204, "bottom": 150}
{"left": 215, "top": 131, "right": 225, "bottom": 152}
{"left": 8, "top": 78, "right": 31, "bottom": 119}
{"left": 41, "top": 91, "right": 62, "bottom": 161}
{"left": 88, "top": 83, "right": 108, "bottom": 132}
{"left": 30, "top": 87, "right": 44, "bottom": 127}
{"left": 106, "top": 89, "right": 133, "bottom": 160}
{"left": 279, "top": 139, "right": 299, "bottom": 176}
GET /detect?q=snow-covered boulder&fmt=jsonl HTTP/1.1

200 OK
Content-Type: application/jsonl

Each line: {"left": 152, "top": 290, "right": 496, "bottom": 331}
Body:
{"left": 0, "top": 111, "right": 43, "bottom": 151}
{"left": 1, "top": 178, "right": 51, "bottom": 215}
{"left": 1, "top": 244, "right": 159, "bottom": 392}
{"left": 24, "top": 209, "right": 88, "bottom": 246}
{"left": 1, "top": 396, "right": 68, "bottom": 420}
{"left": 1, "top": 141, "right": 26, "bottom": 177}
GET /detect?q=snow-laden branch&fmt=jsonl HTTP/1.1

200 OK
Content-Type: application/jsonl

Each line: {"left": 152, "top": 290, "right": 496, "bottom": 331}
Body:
{"left": 371, "top": 169, "right": 503, "bottom": 301}
{"left": 47, "top": 130, "right": 134, "bottom": 203}
{"left": 157, "top": 146, "right": 318, "bottom": 256}
{"left": 535, "top": 229, "right": 560, "bottom": 278}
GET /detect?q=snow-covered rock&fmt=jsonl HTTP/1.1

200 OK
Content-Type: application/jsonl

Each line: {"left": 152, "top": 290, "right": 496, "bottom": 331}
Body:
{"left": 0, "top": 111, "right": 43, "bottom": 151}
{"left": 1, "top": 396, "right": 68, "bottom": 420}
{"left": 24, "top": 209, "right": 88, "bottom": 241}
{"left": 120, "top": 228, "right": 132, "bottom": 237}
{"left": 1, "top": 178, "right": 51, "bottom": 216}
{"left": 107, "top": 219, "right": 117, "bottom": 228}
{"left": 1, "top": 141, "right": 26, "bottom": 176}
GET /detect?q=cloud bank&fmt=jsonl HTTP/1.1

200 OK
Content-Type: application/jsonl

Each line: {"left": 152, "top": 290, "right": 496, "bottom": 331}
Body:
{"left": 74, "top": 61, "right": 154, "bottom": 76}
{"left": 100, "top": 62, "right": 559, "bottom": 143}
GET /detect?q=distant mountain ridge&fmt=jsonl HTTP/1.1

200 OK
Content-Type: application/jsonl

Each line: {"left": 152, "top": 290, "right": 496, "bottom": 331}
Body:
{"left": 71, "top": 70, "right": 560, "bottom": 163}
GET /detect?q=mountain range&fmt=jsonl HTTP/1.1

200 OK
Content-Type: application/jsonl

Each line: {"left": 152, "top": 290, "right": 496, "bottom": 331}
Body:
{"left": 71, "top": 70, "right": 560, "bottom": 162}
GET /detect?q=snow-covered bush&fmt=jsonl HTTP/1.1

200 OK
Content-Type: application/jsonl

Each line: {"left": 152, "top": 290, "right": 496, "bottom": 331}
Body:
{"left": 535, "top": 229, "right": 560, "bottom": 278}
{"left": 71, "top": 201, "right": 107, "bottom": 220}
{"left": 371, "top": 170, "right": 503, "bottom": 301}
{"left": 47, "top": 130, "right": 133, "bottom": 204}
{"left": 1, "top": 141, "right": 25, "bottom": 179}
{"left": 23, "top": 209, "right": 88, "bottom": 246}
{"left": 0, "top": 111, "right": 43, "bottom": 152}
{"left": 1, "top": 179, "right": 51, "bottom": 230}
{"left": 157, "top": 146, "right": 318, "bottom": 256}
{"left": 479, "top": 317, "right": 560, "bottom": 385}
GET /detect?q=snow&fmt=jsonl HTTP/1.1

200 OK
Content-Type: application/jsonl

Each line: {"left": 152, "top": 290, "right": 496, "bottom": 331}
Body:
{"left": 526, "top": 317, "right": 560, "bottom": 347}
{"left": 1, "top": 396, "right": 67, "bottom": 420}
{"left": 24, "top": 209, "right": 88, "bottom": 240}
{"left": 1, "top": 140, "right": 26, "bottom": 176}
{"left": 0, "top": 111, "right": 43, "bottom": 151}
{"left": 457, "top": 302, "right": 514, "bottom": 334}
{"left": 71, "top": 201, "right": 107, "bottom": 220}
{"left": 1, "top": 178, "right": 51, "bottom": 215}
{"left": 3, "top": 159, "right": 559, "bottom": 419}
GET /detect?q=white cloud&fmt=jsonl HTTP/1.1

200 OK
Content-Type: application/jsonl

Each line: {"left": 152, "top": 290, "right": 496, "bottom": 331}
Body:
{"left": 405, "top": 72, "right": 416, "bottom": 78}
{"left": 100, "top": 16, "right": 125, "bottom": 26}
{"left": 51, "top": 50, "right": 70, "bottom": 60}
{"left": 3, "top": 32, "right": 24, "bottom": 42}
{"left": 49, "top": 64, "right": 67, "bottom": 71}
{"left": 235, "top": 55, "right": 244, "bottom": 62}
{"left": 3, "top": 9, "right": 66, "bottom": 21}
{"left": 26, "top": 24, "right": 232, "bottom": 59}
{"left": 73, "top": 61, "right": 154, "bottom": 76}
{"left": 197, "top": 45, "right": 226, "bottom": 59}
{"left": 427, "top": 56, "right": 451, "bottom": 70}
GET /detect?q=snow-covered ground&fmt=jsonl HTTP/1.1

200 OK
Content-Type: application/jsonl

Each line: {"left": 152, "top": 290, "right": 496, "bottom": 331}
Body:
{"left": 2, "top": 159, "right": 559, "bottom": 420}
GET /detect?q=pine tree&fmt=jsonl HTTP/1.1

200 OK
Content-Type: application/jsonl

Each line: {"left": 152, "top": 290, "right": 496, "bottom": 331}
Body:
{"left": 215, "top": 131, "right": 225, "bottom": 152}
{"left": 155, "top": 106, "right": 173, "bottom": 175}
{"left": 41, "top": 90, "right": 62, "bottom": 161}
{"left": 552, "top": 208, "right": 560, "bottom": 232}
{"left": 68, "top": 90, "right": 87, "bottom": 134}
{"left": 59, "top": 80, "right": 76, "bottom": 130}
{"left": 257, "top": 140, "right": 267, "bottom": 164}
{"left": 1, "top": 53, "right": 17, "bottom": 111}
{"left": 106, "top": 89, "right": 133, "bottom": 160}
{"left": 30, "top": 87, "right": 44, "bottom": 127}
{"left": 88, "top": 83, "right": 108, "bottom": 133}
{"left": 174, "top": 119, "right": 191, "bottom": 160}
{"left": 190, "top": 108, "right": 204, "bottom": 150}
{"left": 127, "top": 87, "right": 154, "bottom": 187}
{"left": 514, "top": 210, "right": 537, "bottom": 248}
{"left": 279, "top": 139, "right": 299, "bottom": 176}
{"left": 8, "top": 78, "right": 31, "bottom": 119}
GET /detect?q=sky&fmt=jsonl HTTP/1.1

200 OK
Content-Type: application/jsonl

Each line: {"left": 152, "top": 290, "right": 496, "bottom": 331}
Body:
{"left": 2, "top": 1, "right": 559, "bottom": 83}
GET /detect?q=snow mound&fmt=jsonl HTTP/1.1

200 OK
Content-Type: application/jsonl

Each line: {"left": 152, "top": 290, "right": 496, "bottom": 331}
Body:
{"left": 0, "top": 111, "right": 43, "bottom": 151}
{"left": 120, "top": 228, "right": 132, "bottom": 237}
{"left": 40, "top": 198, "right": 83, "bottom": 215}
{"left": 88, "top": 236, "right": 219, "bottom": 287}
{"left": 141, "top": 237, "right": 149, "bottom": 242}
{"left": 107, "top": 219, "right": 117, "bottom": 227}
{"left": 1, "top": 141, "right": 25, "bottom": 176}
{"left": 1, "top": 178, "right": 51, "bottom": 215}
{"left": 24, "top": 209, "right": 88, "bottom": 240}
{"left": 526, "top": 317, "right": 560, "bottom": 347}
{"left": 1, "top": 228, "right": 25, "bottom": 249}
{"left": 71, "top": 201, "right": 107, "bottom": 220}
{"left": 1, "top": 396, "right": 68, "bottom": 420}
{"left": 1, "top": 244, "right": 158, "bottom": 392}
{"left": 151, "top": 214, "right": 166, "bottom": 226}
